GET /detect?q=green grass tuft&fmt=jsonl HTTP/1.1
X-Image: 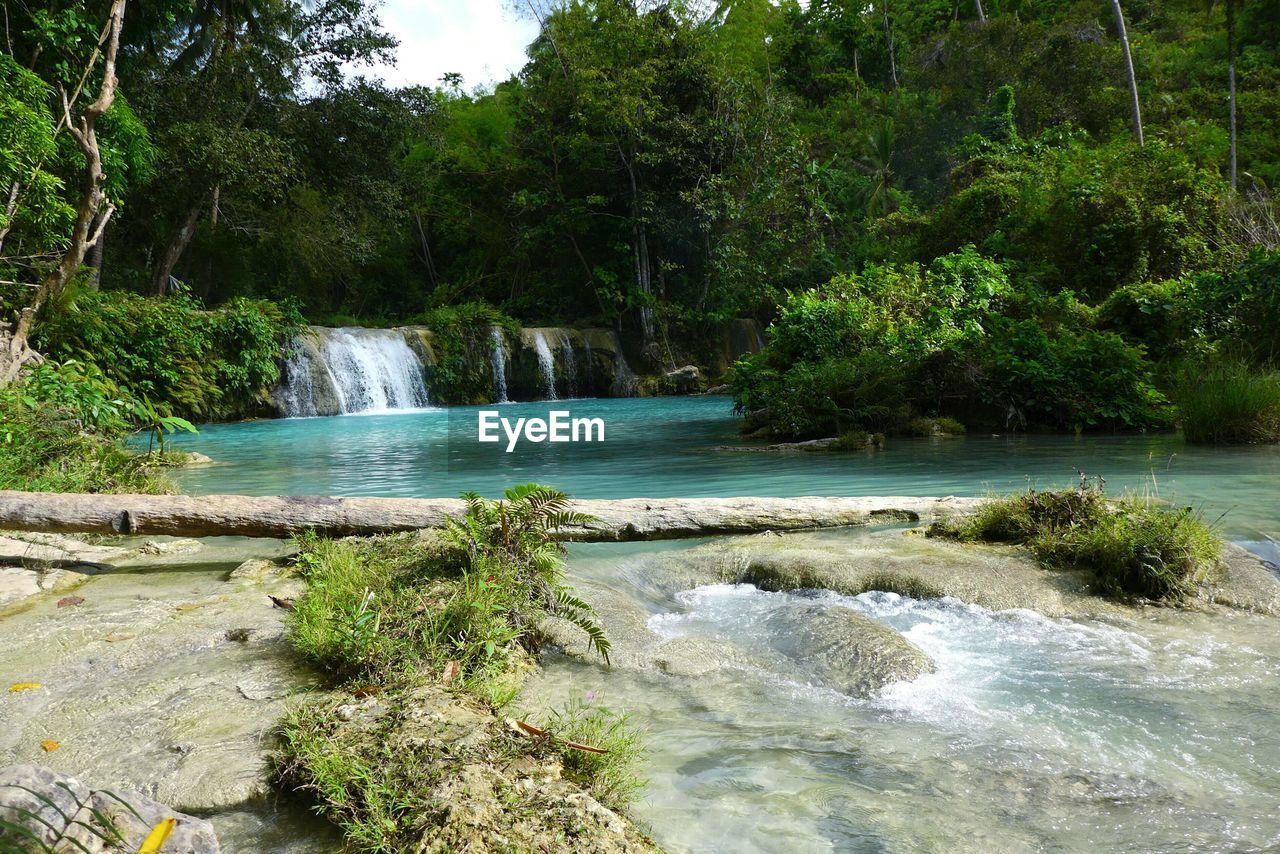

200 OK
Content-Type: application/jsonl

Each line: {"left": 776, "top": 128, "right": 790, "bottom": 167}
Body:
{"left": 930, "top": 482, "right": 1221, "bottom": 602}
{"left": 1175, "top": 360, "right": 1280, "bottom": 444}
{"left": 541, "top": 693, "right": 647, "bottom": 810}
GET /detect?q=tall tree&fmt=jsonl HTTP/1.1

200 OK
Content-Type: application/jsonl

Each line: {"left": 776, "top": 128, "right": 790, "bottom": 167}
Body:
{"left": 1110, "top": 0, "right": 1144, "bottom": 147}
{"left": 1, "top": 0, "right": 128, "bottom": 384}
{"left": 1226, "top": 0, "right": 1237, "bottom": 190}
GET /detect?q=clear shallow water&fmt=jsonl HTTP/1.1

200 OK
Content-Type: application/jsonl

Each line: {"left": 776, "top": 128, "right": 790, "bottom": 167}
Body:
{"left": 169, "top": 396, "right": 1280, "bottom": 540}
{"left": 523, "top": 537, "right": 1280, "bottom": 853}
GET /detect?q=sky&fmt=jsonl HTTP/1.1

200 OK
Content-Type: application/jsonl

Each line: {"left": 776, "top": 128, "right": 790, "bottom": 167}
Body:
{"left": 364, "top": 0, "right": 539, "bottom": 90}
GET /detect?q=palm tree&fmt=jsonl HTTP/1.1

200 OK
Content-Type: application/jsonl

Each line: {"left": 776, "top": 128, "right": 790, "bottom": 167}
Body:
{"left": 857, "top": 120, "right": 897, "bottom": 216}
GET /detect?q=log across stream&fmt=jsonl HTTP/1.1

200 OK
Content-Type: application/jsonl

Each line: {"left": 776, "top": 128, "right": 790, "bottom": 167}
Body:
{"left": 0, "top": 491, "right": 982, "bottom": 541}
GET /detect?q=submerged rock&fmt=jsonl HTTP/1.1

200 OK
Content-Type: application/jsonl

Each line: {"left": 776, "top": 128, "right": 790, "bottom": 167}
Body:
{"left": 766, "top": 604, "right": 935, "bottom": 696}
{"left": 0, "top": 540, "right": 309, "bottom": 813}
{"left": 0, "top": 764, "right": 220, "bottom": 852}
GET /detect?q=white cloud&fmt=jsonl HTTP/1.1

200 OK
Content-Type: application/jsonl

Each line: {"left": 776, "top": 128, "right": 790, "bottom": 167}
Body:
{"left": 363, "top": 0, "right": 538, "bottom": 90}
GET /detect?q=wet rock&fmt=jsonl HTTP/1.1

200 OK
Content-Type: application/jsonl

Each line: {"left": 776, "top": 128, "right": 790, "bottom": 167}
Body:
{"left": 228, "top": 558, "right": 289, "bottom": 583}
{"left": 766, "top": 604, "right": 934, "bottom": 696}
{"left": 662, "top": 365, "right": 705, "bottom": 395}
{"left": 0, "top": 532, "right": 131, "bottom": 566}
{"left": 136, "top": 538, "right": 204, "bottom": 557}
{"left": 0, "top": 542, "right": 311, "bottom": 813}
{"left": 178, "top": 452, "right": 216, "bottom": 466}
{"left": 0, "top": 764, "right": 220, "bottom": 852}
{"left": 641, "top": 528, "right": 1132, "bottom": 619}
{"left": 1209, "top": 543, "right": 1280, "bottom": 615}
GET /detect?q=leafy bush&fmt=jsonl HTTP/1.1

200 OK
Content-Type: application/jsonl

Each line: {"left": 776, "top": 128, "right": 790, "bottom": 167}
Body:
{"left": 35, "top": 291, "right": 301, "bottom": 421}
{"left": 931, "top": 482, "right": 1221, "bottom": 602}
{"left": 409, "top": 302, "right": 517, "bottom": 404}
{"left": 0, "top": 393, "right": 172, "bottom": 494}
{"left": 732, "top": 248, "right": 1168, "bottom": 438}
{"left": 1175, "top": 360, "right": 1280, "bottom": 444}
{"left": 975, "top": 318, "right": 1170, "bottom": 431}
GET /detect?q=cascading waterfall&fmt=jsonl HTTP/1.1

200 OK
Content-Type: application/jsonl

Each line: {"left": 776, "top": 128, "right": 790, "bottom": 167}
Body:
{"left": 274, "top": 327, "right": 431, "bottom": 417}
{"left": 609, "top": 331, "right": 639, "bottom": 396}
{"left": 321, "top": 328, "right": 431, "bottom": 413}
{"left": 532, "top": 330, "right": 558, "bottom": 400}
{"left": 557, "top": 330, "right": 578, "bottom": 398}
{"left": 490, "top": 325, "right": 510, "bottom": 403}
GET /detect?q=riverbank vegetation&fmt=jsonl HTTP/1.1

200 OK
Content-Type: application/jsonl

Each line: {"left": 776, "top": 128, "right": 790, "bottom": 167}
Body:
{"left": 1, "top": 0, "right": 1278, "bottom": 440}
{"left": 275, "top": 486, "right": 648, "bottom": 851}
{"left": 930, "top": 480, "right": 1222, "bottom": 601}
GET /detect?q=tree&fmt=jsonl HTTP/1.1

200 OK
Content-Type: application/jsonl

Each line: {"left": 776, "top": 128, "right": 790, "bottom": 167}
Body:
{"left": 1226, "top": 0, "right": 1237, "bottom": 190}
{"left": 1109, "top": 0, "right": 1143, "bottom": 147}
{"left": 1, "top": 0, "right": 128, "bottom": 385}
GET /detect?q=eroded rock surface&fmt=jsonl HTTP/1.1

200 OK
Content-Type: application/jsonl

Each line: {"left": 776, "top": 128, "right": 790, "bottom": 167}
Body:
{"left": 0, "top": 542, "right": 308, "bottom": 814}
{"left": 0, "top": 764, "right": 220, "bottom": 852}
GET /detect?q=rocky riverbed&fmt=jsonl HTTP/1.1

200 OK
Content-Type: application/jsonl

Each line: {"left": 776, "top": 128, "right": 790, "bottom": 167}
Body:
{"left": 3, "top": 518, "right": 1278, "bottom": 851}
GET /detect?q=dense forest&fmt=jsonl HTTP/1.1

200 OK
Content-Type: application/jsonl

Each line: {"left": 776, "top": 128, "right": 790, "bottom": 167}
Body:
{"left": 2, "top": 0, "right": 1280, "bottom": 481}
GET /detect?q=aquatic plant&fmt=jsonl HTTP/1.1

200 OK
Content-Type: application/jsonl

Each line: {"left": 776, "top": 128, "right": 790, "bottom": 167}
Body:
{"left": 931, "top": 478, "right": 1221, "bottom": 602}
{"left": 1175, "top": 359, "right": 1280, "bottom": 444}
{"left": 540, "top": 693, "right": 647, "bottom": 810}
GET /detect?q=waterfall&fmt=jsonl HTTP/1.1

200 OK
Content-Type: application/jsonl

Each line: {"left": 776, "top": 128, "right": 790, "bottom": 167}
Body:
{"left": 609, "top": 331, "right": 639, "bottom": 397}
{"left": 532, "top": 330, "right": 558, "bottom": 400}
{"left": 490, "top": 326, "right": 509, "bottom": 403}
{"left": 557, "top": 330, "right": 578, "bottom": 398}
{"left": 274, "top": 327, "right": 431, "bottom": 416}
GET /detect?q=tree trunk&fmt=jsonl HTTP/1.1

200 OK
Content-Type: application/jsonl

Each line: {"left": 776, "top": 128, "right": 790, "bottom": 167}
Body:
{"left": 1, "top": 0, "right": 126, "bottom": 385}
{"left": 1227, "top": 0, "right": 1237, "bottom": 191}
{"left": 0, "top": 181, "right": 20, "bottom": 255}
{"left": 0, "top": 490, "right": 982, "bottom": 541}
{"left": 86, "top": 208, "right": 107, "bottom": 290}
{"left": 883, "top": 2, "right": 899, "bottom": 88}
{"left": 1110, "top": 0, "right": 1144, "bottom": 147}
{"left": 150, "top": 198, "right": 205, "bottom": 297}
{"left": 974, "top": 0, "right": 986, "bottom": 22}
{"left": 620, "top": 141, "right": 656, "bottom": 356}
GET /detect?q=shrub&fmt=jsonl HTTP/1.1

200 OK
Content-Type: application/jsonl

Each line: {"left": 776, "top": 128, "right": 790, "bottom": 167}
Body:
{"left": 908, "top": 416, "right": 966, "bottom": 436}
{"left": 1175, "top": 360, "right": 1280, "bottom": 444}
{"left": 975, "top": 318, "right": 1170, "bottom": 431}
{"left": 931, "top": 482, "right": 1221, "bottom": 602}
{"left": 409, "top": 301, "right": 517, "bottom": 404}
{"left": 0, "top": 395, "right": 172, "bottom": 494}
{"left": 35, "top": 291, "right": 301, "bottom": 421}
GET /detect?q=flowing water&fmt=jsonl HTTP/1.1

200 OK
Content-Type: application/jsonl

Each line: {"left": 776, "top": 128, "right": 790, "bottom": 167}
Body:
{"left": 529, "top": 329, "right": 558, "bottom": 400}
{"left": 523, "top": 534, "right": 1280, "bottom": 852}
{"left": 490, "top": 325, "right": 509, "bottom": 404}
{"left": 159, "top": 396, "right": 1280, "bottom": 851}
{"left": 277, "top": 327, "right": 431, "bottom": 416}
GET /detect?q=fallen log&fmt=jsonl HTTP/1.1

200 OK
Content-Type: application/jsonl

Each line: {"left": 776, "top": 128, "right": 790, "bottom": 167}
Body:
{"left": 0, "top": 491, "right": 983, "bottom": 541}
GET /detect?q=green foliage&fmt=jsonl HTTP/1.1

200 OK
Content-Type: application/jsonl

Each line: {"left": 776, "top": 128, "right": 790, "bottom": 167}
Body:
{"left": 932, "top": 481, "right": 1222, "bottom": 602}
{"left": 409, "top": 302, "right": 517, "bottom": 405}
{"left": 280, "top": 490, "right": 634, "bottom": 852}
{"left": 443, "top": 484, "right": 609, "bottom": 663}
{"left": 541, "top": 693, "right": 647, "bottom": 810}
{"left": 0, "top": 385, "right": 172, "bottom": 494}
{"left": 1175, "top": 359, "right": 1280, "bottom": 444}
{"left": 34, "top": 291, "right": 300, "bottom": 421}
{"left": 732, "top": 248, "right": 1168, "bottom": 438}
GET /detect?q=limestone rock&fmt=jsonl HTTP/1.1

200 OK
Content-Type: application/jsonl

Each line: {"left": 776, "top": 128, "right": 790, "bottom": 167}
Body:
{"left": 0, "top": 764, "right": 220, "bottom": 852}
{"left": 766, "top": 603, "right": 935, "bottom": 696}
{"left": 662, "top": 365, "right": 705, "bottom": 395}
